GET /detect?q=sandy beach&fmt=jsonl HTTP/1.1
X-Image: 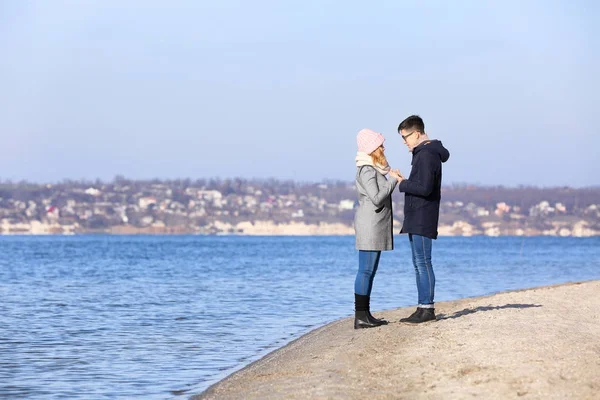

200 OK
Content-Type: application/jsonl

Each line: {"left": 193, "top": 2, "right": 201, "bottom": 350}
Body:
{"left": 195, "top": 280, "right": 600, "bottom": 399}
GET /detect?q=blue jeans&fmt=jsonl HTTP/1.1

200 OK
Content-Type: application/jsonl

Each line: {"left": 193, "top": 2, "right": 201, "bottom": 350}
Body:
{"left": 409, "top": 234, "right": 435, "bottom": 306}
{"left": 355, "top": 250, "right": 381, "bottom": 296}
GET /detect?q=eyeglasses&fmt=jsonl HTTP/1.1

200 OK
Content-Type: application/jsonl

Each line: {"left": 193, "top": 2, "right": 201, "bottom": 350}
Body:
{"left": 401, "top": 130, "right": 419, "bottom": 141}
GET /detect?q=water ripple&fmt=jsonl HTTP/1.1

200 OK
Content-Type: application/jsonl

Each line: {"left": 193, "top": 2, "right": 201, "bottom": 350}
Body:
{"left": 1, "top": 235, "right": 599, "bottom": 398}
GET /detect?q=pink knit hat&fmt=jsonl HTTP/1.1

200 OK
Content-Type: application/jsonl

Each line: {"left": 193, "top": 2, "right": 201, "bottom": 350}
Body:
{"left": 357, "top": 128, "right": 385, "bottom": 154}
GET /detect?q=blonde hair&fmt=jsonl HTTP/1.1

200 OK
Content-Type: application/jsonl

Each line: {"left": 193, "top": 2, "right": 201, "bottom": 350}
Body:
{"left": 370, "top": 146, "right": 388, "bottom": 167}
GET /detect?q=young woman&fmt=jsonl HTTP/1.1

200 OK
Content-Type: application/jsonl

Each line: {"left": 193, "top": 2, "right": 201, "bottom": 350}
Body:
{"left": 353, "top": 128, "right": 401, "bottom": 329}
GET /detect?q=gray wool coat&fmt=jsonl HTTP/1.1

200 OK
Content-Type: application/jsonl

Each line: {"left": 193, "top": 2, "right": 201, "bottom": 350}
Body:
{"left": 354, "top": 166, "right": 398, "bottom": 251}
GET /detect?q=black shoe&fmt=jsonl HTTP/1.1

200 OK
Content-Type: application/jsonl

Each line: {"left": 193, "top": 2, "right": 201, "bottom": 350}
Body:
{"left": 419, "top": 308, "right": 436, "bottom": 322}
{"left": 354, "top": 310, "right": 382, "bottom": 329}
{"left": 400, "top": 307, "right": 436, "bottom": 324}
{"left": 400, "top": 308, "right": 423, "bottom": 323}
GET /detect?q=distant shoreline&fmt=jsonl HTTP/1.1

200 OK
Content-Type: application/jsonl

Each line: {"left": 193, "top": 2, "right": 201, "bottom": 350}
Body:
{"left": 2, "top": 215, "right": 599, "bottom": 237}
{"left": 2, "top": 181, "right": 599, "bottom": 237}
{"left": 2, "top": 233, "right": 600, "bottom": 237}
{"left": 2, "top": 232, "right": 600, "bottom": 237}
{"left": 1, "top": 228, "right": 598, "bottom": 237}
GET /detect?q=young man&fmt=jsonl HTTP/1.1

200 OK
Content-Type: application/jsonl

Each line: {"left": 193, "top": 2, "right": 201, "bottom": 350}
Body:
{"left": 396, "top": 115, "right": 450, "bottom": 323}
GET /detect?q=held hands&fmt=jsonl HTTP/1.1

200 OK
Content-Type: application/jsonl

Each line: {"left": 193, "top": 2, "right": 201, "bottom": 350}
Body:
{"left": 389, "top": 169, "right": 405, "bottom": 182}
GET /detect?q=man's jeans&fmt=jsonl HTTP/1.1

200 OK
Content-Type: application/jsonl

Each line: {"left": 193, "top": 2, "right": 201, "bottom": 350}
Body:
{"left": 355, "top": 250, "right": 381, "bottom": 296}
{"left": 409, "top": 234, "right": 435, "bottom": 307}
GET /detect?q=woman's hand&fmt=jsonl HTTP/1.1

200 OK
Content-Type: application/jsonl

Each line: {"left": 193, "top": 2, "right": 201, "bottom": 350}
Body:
{"left": 389, "top": 169, "right": 403, "bottom": 181}
{"left": 390, "top": 169, "right": 404, "bottom": 181}
{"left": 396, "top": 169, "right": 405, "bottom": 181}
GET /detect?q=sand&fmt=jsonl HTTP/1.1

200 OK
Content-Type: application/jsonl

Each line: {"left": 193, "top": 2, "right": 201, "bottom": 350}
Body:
{"left": 194, "top": 281, "right": 600, "bottom": 399}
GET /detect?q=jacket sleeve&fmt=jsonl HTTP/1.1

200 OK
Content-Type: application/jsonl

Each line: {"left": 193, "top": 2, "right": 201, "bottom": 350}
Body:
{"left": 398, "top": 152, "right": 438, "bottom": 197}
{"left": 358, "top": 166, "right": 398, "bottom": 207}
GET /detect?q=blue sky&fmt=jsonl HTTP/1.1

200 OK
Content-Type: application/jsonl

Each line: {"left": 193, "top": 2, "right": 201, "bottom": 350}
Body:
{"left": 1, "top": 0, "right": 598, "bottom": 186}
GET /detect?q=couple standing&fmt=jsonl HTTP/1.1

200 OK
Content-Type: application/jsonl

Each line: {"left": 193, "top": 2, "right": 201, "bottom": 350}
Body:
{"left": 353, "top": 115, "right": 450, "bottom": 329}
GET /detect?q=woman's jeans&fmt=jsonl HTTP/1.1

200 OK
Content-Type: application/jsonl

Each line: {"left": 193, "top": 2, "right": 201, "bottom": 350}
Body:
{"left": 355, "top": 250, "right": 381, "bottom": 296}
{"left": 409, "top": 234, "right": 435, "bottom": 307}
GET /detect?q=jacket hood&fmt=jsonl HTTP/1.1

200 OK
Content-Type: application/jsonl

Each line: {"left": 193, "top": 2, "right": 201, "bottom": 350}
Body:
{"left": 414, "top": 140, "right": 450, "bottom": 163}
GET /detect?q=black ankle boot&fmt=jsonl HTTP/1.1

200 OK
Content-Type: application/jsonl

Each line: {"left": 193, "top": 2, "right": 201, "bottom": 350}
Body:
{"left": 400, "top": 307, "right": 436, "bottom": 324}
{"left": 354, "top": 310, "right": 381, "bottom": 329}
{"left": 354, "top": 294, "right": 382, "bottom": 329}
{"left": 367, "top": 297, "right": 388, "bottom": 325}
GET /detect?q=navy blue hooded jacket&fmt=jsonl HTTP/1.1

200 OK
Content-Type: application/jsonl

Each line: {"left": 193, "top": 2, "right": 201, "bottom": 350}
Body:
{"left": 398, "top": 140, "right": 450, "bottom": 239}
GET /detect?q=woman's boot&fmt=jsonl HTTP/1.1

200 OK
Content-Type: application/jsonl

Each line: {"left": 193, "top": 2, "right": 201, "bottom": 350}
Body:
{"left": 354, "top": 294, "right": 382, "bottom": 329}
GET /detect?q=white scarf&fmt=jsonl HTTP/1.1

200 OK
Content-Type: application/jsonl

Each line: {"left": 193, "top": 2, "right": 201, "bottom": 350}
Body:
{"left": 355, "top": 152, "right": 391, "bottom": 175}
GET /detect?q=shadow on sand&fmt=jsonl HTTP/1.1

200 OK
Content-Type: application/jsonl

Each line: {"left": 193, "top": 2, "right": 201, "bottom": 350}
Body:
{"left": 436, "top": 303, "right": 542, "bottom": 320}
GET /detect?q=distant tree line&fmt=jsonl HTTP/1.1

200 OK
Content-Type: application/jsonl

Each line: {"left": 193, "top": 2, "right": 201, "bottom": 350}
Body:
{"left": 1, "top": 177, "right": 598, "bottom": 213}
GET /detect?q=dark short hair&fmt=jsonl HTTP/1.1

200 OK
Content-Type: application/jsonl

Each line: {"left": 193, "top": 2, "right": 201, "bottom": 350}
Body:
{"left": 398, "top": 115, "right": 425, "bottom": 133}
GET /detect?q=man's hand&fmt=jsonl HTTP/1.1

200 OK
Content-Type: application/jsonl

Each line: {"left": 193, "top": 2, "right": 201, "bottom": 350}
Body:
{"left": 389, "top": 169, "right": 404, "bottom": 182}
{"left": 395, "top": 169, "right": 405, "bottom": 181}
